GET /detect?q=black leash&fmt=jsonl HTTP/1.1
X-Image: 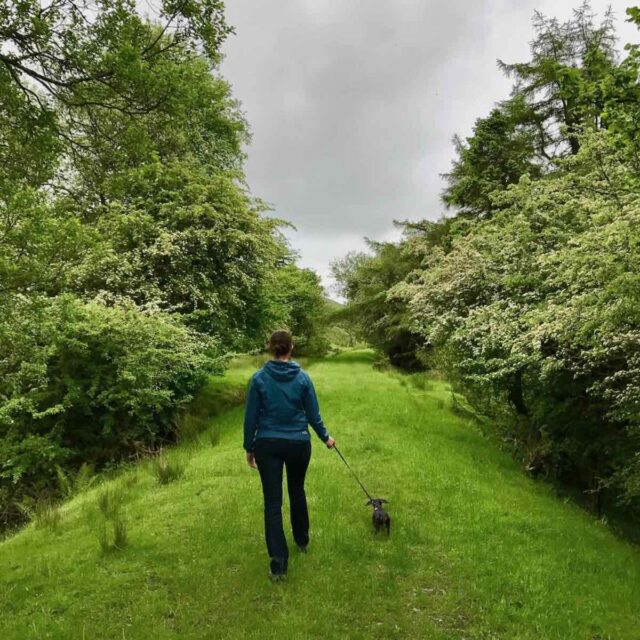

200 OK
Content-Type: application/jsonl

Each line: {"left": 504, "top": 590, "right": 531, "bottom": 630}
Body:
{"left": 332, "top": 444, "right": 374, "bottom": 502}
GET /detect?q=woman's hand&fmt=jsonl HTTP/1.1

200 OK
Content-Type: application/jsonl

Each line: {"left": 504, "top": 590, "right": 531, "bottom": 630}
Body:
{"left": 325, "top": 436, "right": 336, "bottom": 449}
{"left": 246, "top": 452, "right": 257, "bottom": 469}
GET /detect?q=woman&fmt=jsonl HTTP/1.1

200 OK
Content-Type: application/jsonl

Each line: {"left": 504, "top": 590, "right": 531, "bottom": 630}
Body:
{"left": 243, "top": 330, "right": 335, "bottom": 581}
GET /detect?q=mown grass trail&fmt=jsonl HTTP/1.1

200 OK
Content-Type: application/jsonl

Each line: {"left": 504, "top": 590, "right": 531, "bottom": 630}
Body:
{"left": 1, "top": 350, "right": 639, "bottom": 639}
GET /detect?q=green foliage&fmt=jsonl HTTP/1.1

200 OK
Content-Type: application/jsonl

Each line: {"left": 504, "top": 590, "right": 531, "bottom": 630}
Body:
{"left": 0, "top": 0, "right": 231, "bottom": 118}
{"left": 498, "top": 3, "right": 616, "bottom": 159}
{"left": 331, "top": 232, "right": 427, "bottom": 369}
{"left": 405, "top": 131, "right": 640, "bottom": 507}
{"left": 17, "top": 499, "right": 62, "bottom": 531}
{"left": 262, "top": 264, "right": 331, "bottom": 356}
{"left": 0, "top": 295, "right": 217, "bottom": 527}
{"left": 443, "top": 3, "right": 617, "bottom": 218}
{"left": 442, "top": 100, "right": 541, "bottom": 216}
{"left": 56, "top": 463, "right": 97, "bottom": 499}
{"left": 0, "top": 1, "right": 318, "bottom": 531}
{"left": 71, "top": 160, "right": 287, "bottom": 347}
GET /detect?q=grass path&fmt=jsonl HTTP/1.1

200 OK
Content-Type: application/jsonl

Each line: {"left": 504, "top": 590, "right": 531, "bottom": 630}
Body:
{"left": 1, "top": 350, "right": 639, "bottom": 639}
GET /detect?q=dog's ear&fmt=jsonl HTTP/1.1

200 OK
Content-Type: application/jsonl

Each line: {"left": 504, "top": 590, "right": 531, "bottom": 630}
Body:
{"left": 365, "top": 499, "right": 372, "bottom": 506}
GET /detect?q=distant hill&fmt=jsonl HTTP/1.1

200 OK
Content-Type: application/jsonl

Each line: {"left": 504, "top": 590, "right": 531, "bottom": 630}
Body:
{"left": 324, "top": 296, "right": 344, "bottom": 310}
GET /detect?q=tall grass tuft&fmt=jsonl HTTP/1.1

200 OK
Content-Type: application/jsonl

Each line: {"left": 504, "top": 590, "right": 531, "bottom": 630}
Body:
{"left": 94, "top": 516, "right": 128, "bottom": 553}
{"left": 86, "top": 487, "right": 128, "bottom": 553}
{"left": 207, "top": 428, "right": 221, "bottom": 447}
{"left": 152, "top": 455, "right": 185, "bottom": 485}
{"left": 97, "top": 487, "right": 125, "bottom": 519}
{"left": 18, "top": 500, "right": 62, "bottom": 531}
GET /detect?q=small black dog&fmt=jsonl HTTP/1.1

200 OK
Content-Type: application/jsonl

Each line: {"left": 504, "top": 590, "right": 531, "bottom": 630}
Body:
{"left": 366, "top": 498, "right": 390, "bottom": 535}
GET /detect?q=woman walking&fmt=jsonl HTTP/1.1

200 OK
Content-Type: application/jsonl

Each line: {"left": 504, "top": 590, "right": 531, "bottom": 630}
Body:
{"left": 243, "top": 330, "right": 335, "bottom": 581}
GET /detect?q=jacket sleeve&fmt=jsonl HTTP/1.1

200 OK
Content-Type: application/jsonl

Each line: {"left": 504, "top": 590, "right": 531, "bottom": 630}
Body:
{"left": 302, "top": 373, "right": 330, "bottom": 442}
{"left": 243, "top": 375, "right": 260, "bottom": 452}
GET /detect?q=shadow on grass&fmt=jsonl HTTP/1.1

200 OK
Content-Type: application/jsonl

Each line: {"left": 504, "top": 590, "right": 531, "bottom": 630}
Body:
{"left": 178, "top": 376, "right": 246, "bottom": 442}
{"left": 325, "top": 349, "right": 376, "bottom": 365}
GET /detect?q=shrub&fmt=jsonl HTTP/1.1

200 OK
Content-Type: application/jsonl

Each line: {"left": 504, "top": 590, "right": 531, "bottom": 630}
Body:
{"left": 0, "top": 294, "right": 217, "bottom": 528}
{"left": 406, "top": 132, "right": 640, "bottom": 514}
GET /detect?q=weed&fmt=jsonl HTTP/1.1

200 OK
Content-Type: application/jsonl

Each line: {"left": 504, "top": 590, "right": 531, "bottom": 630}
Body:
{"left": 95, "top": 516, "right": 128, "bottom": 553}
{"left": 93, "top": 515, "right": 128, "bottom": 553}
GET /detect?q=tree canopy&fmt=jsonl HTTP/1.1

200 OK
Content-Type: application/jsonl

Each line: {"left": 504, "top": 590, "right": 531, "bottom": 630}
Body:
{"left": 0, "top": 0, "right": 328, "bottom": 528}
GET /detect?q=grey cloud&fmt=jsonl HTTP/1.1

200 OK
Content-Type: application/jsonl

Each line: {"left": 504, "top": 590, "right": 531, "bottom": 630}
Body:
{"left": 221, "top": 1, "right": 636, "bottom": 288}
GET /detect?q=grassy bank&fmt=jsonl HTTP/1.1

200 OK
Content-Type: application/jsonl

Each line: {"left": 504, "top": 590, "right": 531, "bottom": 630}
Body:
{"left": 0, "top": 350, "right": 638, "bottom": 639}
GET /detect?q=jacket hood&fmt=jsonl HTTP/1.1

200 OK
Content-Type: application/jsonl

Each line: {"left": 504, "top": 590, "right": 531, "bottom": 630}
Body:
{"left": 263, "top": 360, "right": 302, "bottom": 382}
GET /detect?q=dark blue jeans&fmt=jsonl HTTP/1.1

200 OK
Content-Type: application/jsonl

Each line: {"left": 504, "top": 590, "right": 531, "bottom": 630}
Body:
{"left": 254, "top": 437, "right": 311, "bottom": 575}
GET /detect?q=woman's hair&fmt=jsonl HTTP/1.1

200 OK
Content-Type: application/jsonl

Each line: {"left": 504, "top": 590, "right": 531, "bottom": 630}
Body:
{"left": 269, "top": 330, "right": 293, "bottom": 358}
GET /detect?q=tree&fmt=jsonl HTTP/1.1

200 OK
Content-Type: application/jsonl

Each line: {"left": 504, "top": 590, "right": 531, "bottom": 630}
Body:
{"left": 499, "top": 2, "right": 616, "bottom": 159}
{"left": 65, "top": 160, "right": 288, "bottom": 348}
{"left": 599, "top": 8, "right": 640, "bottom": 174}
{"left": 340, "top": 5, "right": 640, "bottom": 520}
{"left": 442, "top": 100, "right": 540, "bottom": 216}
{"left": 331, "top": 232, "right": 426, "bottom": 369}
{"left": 264, "top": 265, "right": 331, "bottom": 356}
{"left": 442, "top": 2, "right": 618, "bottom": 218}
{"left": 0, "top": 0, "right": 230, "bottom": 120}
{"left": 408, "top": 130, "right": 640, "bottom": 514}
{"left": 0, "top": 1, "right": 309, "bottom": 528}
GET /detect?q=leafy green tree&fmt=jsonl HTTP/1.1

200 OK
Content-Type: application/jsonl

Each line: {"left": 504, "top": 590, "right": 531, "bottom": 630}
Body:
{"left": 0, "top": 68, "right": 58, "bottom": 197}
{"left": 259, "top": 264, "right": 330, "bottom": 356}
{"left": 332, "top": 232, "right": 426, "bottom": 369}
{"left": 0, "top": 0, "right": 230, "bottom": 119}
{"left": 407, "top": 130, "right": 640, "bottom": 513}
{"left": 443, "top": 2, "right": 617, "bottom": 218}
{"left": 498, "top": 2, "right": 616, "bottom": 159}
{"left": 340, "top": 5, "right": 640, "bottom": 520}
{"left": 442, "top": 100, "right": 541, "bottom": 216}
{"left": 67, "top": 160, "right": 287, "bottom": 348}
{"left": 600, "top": 8, "right": 640, "bottom": 173}
{"left": 1, "top": 1, "right": 246, "bottom": 201}
{"left": 0, "top": 1, "right": 311, "bottom": 529}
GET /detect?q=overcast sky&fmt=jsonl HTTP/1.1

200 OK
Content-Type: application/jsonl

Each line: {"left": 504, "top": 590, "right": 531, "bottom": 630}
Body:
{"left": 220, "top": 1, "right": 636, "bottom": 294}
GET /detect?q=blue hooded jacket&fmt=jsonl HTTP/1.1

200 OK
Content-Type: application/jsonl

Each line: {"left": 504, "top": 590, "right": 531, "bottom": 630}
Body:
{"left": 243, "top": 360, "right": 330, "bottom": 452}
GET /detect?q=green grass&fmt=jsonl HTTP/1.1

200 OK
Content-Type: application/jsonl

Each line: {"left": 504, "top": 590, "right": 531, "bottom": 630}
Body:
{"left": 1, "top": 349, "right": 639, "bottom": 639}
